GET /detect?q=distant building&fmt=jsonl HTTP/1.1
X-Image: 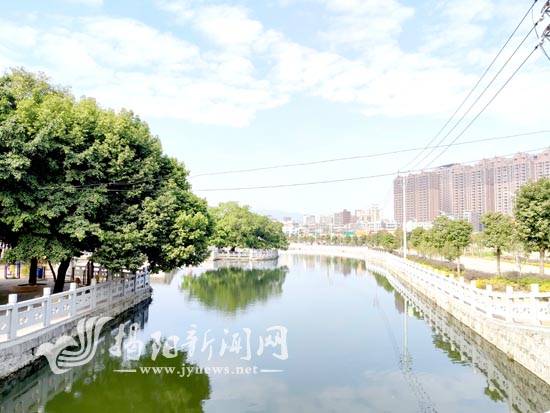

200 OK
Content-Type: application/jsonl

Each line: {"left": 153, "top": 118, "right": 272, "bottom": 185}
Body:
{"left": 463, "top": 211, "right": 482, "bottom": 232}
{"left": 393, "top": 148, "right": 550, "bottom": 226}
{"left": 354, "top": 210, "right": 368, "bottom": 222}
{"left": 282, "top": 218, "right": 299, "bottom": 236}
{"left": 368, "top": 204, "right": 383, "bottom": 222}
{"left": 302, "top": 215, "right": 317, "bottom": 227}
{"left": 334, "top": 209, "right": 352, "bottom": 226}
{"left": 319, "top": 215, "right": 334, "bottom": 226}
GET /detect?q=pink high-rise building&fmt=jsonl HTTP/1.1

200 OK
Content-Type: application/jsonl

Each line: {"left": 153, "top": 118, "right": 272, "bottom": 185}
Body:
{"left": 394, "top": 149, "right": 550, "bottom": 226}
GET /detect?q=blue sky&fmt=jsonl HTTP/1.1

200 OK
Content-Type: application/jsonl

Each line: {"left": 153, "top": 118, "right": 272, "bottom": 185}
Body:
{"left": 1, "top": 0, "right": 549, "bottom": 218}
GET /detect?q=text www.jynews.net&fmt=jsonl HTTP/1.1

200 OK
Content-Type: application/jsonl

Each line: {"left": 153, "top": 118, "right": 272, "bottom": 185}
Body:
{"left": 115, "top": 365, "right": 284, "bottom": 377}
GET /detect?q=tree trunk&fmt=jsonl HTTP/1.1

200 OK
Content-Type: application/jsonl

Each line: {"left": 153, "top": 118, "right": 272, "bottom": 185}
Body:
{"left": 540, "top": 249, "right": 546, "bottom": 277}
{"left": 457, "top": 255, "right": 461, "bottom": 278}
{"left": 53, "top": 258, "right": 71, "bottom": 294}
{"left": 86, "top": 261, "right": 93, "bottom": 286}
{"left": 496, "top": 247, "right": 501, "bottom": 276}
{"left": 29, "top": 257, "right": 38, "bottom": 286}
{"left": 47, "top": 260, "right": 57, "bottom": 282}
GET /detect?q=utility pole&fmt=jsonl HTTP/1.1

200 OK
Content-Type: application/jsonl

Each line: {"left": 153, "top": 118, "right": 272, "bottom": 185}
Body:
{"left": 402, "top": 175, "right": 407, "bottom": 259}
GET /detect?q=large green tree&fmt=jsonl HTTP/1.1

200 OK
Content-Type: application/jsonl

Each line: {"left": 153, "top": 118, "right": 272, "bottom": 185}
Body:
{"left": 480, "top": 212, "right": 513, "bottom": 275}
{"left": 446, "top": 219, "right": 473, "bottom": 277}
{"left": 514, "top": 178, "right": 550, "bottom": 276}
{"left": 379, "top": 232, "right": 399, "bottom": 252}
{"left": 0, "top": 69, "right": 213, "bottom": 292}
{"left": 209, "top": 202, "right": 288, "bottom": 250}
{"left": 428, "top": 216, "right": 472, "bottom": 276}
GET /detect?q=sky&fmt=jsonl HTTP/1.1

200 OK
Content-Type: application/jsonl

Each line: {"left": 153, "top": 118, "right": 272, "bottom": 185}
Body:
{"left": 1, "top": 0, "right": 550, "bottom": 219}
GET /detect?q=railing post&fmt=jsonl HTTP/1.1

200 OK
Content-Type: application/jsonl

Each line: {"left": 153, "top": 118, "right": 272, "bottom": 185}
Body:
{"left": 470, "top": 280, "right": 477, "bottom": 310}
{"left": 505, "top": 286, "right": 513, "bottom": 323}
{"left": 457, "top": 277, "right": 464, "bottom": 304}
{"left": 69, "top": 282, "right": 77, "bottom": 317}
{"left": 485, "top": 285, "right": 493, "bottom": 316}
{"left": 531, "top": 284, "right": 540, "bottom": 325}
{"left": 43, "top": 287, "right": 52, "bottom": 327}
{"left": 8, "top": 294, "right": 18, "bottom": 339}
{"left": 91, "top": 279, "right": 97, "bottom": 309}
{"left": 108, "top": 281, "right": 113, "bottom": 304}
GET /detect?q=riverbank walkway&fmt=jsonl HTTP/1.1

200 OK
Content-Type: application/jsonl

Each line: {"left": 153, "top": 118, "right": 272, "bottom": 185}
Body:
{"left": 0, "top": 277, "right": 62, "bottom": 305}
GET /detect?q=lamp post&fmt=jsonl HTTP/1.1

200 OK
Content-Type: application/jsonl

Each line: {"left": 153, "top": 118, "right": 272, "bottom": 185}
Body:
{"left": 402, "top": 175, "right": 407, "bottom": 259}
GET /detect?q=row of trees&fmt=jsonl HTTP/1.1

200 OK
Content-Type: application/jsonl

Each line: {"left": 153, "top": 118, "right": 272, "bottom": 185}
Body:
{"left": 288, "top": 231, "right": 402, "bottom": 251}
{"left": 0, "top": 70, "right": 286, "bottom": 293}
{"left": 209, "top": 202, "right": 288, "bottom": 251}
{"left": 291, "top": 178, "right": 550, "bottom": 277}
{"left": 408, "top": 217, "right": 473, "bottom": 277}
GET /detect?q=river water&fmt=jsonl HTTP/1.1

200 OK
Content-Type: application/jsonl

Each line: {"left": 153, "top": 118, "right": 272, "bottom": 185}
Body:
{"left": 1, "top": 254, "right": 550, "bottom": 413}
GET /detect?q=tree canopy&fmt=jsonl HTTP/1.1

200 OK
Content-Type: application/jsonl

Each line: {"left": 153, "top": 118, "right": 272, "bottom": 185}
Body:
{"left": 514, "top": 177, "right": 550, "bottom": 276}
{"left": 480, "top": 212, "right": 513, "bottom": 275}
{"left": 209, "top": 202, "right": 288, "bottom": 250}
{"left": 0, "top": 69, "right": 213, "bottom": 291}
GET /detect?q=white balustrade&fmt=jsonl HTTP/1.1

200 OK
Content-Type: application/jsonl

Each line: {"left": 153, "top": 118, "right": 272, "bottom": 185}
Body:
{"left": 286, "top": 244, "right": 550, "bottom": 327}
{"left": 211, "top": 248, "right": 279, "bottom": 261}
{"left": 0, "top": 270, "right": 150, "bottom": 342}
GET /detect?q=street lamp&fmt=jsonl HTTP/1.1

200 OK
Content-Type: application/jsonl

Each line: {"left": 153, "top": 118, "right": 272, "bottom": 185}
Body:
{"left": 402, "top": 175, "right": 407, "bottom": 259}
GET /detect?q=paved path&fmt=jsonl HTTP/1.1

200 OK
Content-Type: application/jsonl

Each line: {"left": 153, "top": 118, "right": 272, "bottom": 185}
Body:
{"left": 0, "top": 277, "right": 62, "bottom": 305}
{"left": 461, "top": 255, "right": 546, "bottom": 277}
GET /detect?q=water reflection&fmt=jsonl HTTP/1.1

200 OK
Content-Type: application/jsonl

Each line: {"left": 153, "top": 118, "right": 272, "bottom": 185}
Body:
{"left": 45, "top": 341, "right": 211, "bottom": 413}
{"left": 279, "top": 254, "right": 366, "bottom": 276}
{"left": 181, "top": 267, "right": 288, "bottom": 314}
{"left": 0, "top": 304, "right": 212, "bottom": 413}
{"left": 374, "top": 265, "right": 550, "bottom": 413}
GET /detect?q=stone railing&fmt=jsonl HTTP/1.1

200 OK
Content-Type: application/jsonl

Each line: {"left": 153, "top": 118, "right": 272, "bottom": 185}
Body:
{"left": 210, "top": 248, "right": 279, "bottom": 261}
{"left": 286, "top": 244, "right": 550, "bottom": 327}
{"left": 370, "top": 251, "right": 550, "bottom": 327}
{"left": 369, "top": 260, "right": 550, "bottom": 412}
{"left": 0, "top": 271, "right": 150, "bottom": 342}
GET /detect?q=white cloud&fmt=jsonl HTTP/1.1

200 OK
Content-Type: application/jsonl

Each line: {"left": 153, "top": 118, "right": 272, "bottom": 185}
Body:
{"left": 62, "top": 0, "right": 103, "bottom": 6}
{"left": 315, "top": 0, "right": 414, "bottom": 57}
{"left": 193, "top": 5, "right": 263, "bottom": 48}
{"left": 0, "top": 0, "right": 546, "bottom": 128}
{"left": 0, "top": 20, "right": 38, "bottom": 50}
{"left": 155, "top": 0, "right": 197, "bottom": 23}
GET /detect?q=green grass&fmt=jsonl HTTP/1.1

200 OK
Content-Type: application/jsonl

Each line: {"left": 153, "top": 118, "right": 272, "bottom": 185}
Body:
{"left": 475, "top": 277, "right": 550, "bottom": 292}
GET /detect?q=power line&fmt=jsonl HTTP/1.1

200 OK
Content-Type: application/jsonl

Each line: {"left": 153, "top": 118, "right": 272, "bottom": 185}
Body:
{"left": 37, "top": 130, "right": 548, "bottom": 194}
{"left": 192, "top": 146, "right": 549, "bottom": 192}
{"left": 188, "top": 131, "right": 548, "bottom": 178}
{"left": 412, "top": 24, "right": 541, "bottom": 172}
{"left": 400, "top": 0, "right": 540, "bottom": 173}
{"left": 533, "top": 1, "right": 550, "bottom": 61}
{"left": 421, "top": 45, "right": 540, "bottom": 169}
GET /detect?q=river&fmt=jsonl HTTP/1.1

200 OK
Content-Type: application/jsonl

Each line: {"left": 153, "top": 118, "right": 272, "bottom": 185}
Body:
{"left": 1, "top": 254, "right": 549, "bottom": 413}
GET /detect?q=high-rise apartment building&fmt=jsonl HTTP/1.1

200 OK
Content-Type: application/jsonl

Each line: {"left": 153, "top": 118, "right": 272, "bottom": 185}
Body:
{"left": 302, "top": 215, "right": 317, "bottom": 227}
{"left": 334, "top": 209, "right": 352, "bottom": 226}
{"left": 394, "top": 149, "right": 550, "bottom": 225}
{"left": 368, "top": 204, "right": 383, "bottom": 222}
{"left": 393, "top": 171, "right": 440, "bottom": 224}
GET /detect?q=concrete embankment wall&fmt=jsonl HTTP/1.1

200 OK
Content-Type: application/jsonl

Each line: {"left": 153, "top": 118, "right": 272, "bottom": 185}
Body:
{"left": 0, "top": 287, "right": 152, "bottom": 381}
{"left": 393, "top": 263, "right": 550, "bottom": 385}
{"left": 283, "top": 246, "right": 550, "bottom": 386}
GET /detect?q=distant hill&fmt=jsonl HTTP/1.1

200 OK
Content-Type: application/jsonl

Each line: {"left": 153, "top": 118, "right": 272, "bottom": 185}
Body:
{"left": 253, "top": 209, "right": 302, "bottom": 222}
